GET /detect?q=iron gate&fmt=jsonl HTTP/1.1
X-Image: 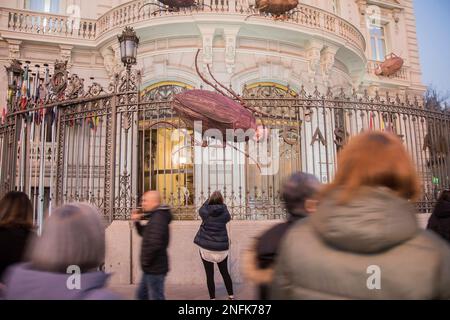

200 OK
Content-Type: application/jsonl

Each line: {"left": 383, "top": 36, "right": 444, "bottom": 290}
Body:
{"left": 1, "top": 62, "right": 449, "bottom": 228}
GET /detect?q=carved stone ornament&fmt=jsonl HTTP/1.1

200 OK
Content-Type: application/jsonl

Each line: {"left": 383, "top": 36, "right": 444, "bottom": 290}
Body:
{"left": 51, "top": 60, "right": 68, "bottom": 97}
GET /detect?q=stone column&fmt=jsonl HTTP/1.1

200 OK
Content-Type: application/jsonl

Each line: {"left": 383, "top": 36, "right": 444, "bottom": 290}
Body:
{"left": 223, "top": 26, "right": 240, "bottom": 74}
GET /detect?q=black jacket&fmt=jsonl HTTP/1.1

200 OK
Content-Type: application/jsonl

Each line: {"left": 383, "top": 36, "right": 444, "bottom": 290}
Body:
{"left": 427, "top": 199, "right": 450, "bottom": 244}
{"left": 194, "top": 202, "right": 231, "bottom": 251}
{"left": 135, "top": 206, "right": 172, "bottom": 275}
{"left": 0, "top": 226, "right": 33, "bottom": 281}
{"left": 255, "top": 213, "right": 306, "bottom": 299}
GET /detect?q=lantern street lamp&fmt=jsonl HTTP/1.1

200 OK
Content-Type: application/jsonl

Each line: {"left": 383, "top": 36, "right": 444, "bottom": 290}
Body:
{"left": 118, "top": 26, "right": 140, "bottom": 71}
{"left": 5, "top": 59, "right": 23, "bottom": 90}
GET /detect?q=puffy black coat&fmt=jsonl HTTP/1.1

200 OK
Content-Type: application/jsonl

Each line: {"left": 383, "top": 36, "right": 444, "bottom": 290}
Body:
{"left": 427, "top": 199, "right": 450, "bottom": 244}
{"left": 135, "top": 206, "right": 172, "bottom": 275}
{"left": 0, "top": 226, "right": 33, "bottom": 281}
{"left": 194, "top": 202, "right": 231, "bottom": 251}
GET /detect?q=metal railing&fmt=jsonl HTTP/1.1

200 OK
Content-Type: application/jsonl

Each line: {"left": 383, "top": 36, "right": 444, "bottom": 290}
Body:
{"left": 0, "top": 64, "right": 448, "bottom": 225}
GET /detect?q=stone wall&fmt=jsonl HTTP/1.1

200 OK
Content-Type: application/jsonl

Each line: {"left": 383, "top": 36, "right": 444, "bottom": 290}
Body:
{"left": 105, "top": 214, "right": 432, "bottom": 286}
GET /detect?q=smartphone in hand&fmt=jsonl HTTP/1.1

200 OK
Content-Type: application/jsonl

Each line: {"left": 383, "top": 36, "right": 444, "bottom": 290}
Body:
{"left": 131, "top": 208, "right": 143, "bottom": 221}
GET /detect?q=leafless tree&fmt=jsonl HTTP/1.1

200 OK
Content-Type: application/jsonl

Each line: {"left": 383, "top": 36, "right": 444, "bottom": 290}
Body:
{"left": 424, "top": 86, "right": 449, "bottom": 113}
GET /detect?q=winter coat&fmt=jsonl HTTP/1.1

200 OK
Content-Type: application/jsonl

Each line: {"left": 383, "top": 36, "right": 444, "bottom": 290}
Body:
{"left": 0, "top": 226, "right": 33, "bottom": 280}
{"left": 427, "top": 199, "right": 450, "bottom": 244}
{"left": 242, "top": 214, "right": 306, "bottom": 299}
{"left": 271, "top": 186, "right": 450, "bottom": 300}
{"left": 135, "top": 206, "right": 173, "bottom": 275}
{"left": 1, "top": 263, "right": 120, "bottom": 300}
{"left": 194, "top": 202, "right": 231, "bottom": 251}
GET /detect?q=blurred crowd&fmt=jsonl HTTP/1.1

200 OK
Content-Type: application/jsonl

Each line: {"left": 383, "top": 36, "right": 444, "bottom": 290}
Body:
{"left": 1, "top": 131, "right": 450, "bottom": 300}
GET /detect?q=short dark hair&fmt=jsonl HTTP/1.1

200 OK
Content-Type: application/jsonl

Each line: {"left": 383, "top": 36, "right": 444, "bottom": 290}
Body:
{"left": 438, "top": 189, "right": 450, "bottom": 203}
{"left": 208, "top": 191, "right": 224, "bottom": 205}
{"left": 0, "top": 191, "right": 33, "bottom": 229}
{"left": 282, "top": 172, "right": 320, "bottom": 216}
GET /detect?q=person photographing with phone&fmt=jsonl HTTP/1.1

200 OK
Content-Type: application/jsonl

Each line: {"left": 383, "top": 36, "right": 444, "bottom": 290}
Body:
{"left": 131, "top": 191, "right": 173, "bottom": 300}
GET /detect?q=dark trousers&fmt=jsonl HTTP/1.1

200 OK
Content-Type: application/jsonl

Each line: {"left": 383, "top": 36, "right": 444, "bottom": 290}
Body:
{"left": 136, "top": 273, "right": 166, "bottom": 300}
{"left": 200, "top": 255, "right": 234, "bottom": 299}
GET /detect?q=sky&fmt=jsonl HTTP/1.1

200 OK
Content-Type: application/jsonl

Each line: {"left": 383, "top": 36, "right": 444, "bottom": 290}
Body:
{"left": 414, "top": 0, "right": 450, "bottom": 97}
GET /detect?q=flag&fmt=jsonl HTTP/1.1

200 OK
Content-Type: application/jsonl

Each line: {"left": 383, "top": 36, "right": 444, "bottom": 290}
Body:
{"left": 369, "top": 112, "right": 374, "bottom": 130}
{"left": 20, "top": 67, "right": 29, "bottom": 110}
{"left": 20, "top": 80, "right": 28, "bottom": 110}
{"left": 87, "top": 116, "right": 98, "bottom": 132}
{"left": 1, "top": 108, "right": 6, "bottom": 124}
{"left": 34, "top": 110, "right": 41, "bottom": 125}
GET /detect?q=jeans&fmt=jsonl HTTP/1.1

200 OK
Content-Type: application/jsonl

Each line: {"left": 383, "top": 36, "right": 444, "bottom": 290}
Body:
{"left": 136, "top": 273, "right": 166, "bottom": 300}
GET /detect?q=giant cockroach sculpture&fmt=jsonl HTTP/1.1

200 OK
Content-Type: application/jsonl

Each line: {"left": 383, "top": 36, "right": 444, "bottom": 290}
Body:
{"left": 375, "top": 53, "right": 404, "bottom": 77}
{"left": 171, "top": 49, "right": 269, "bottom": 143}
{"left": 139, "top": 0, "right": 210, "bottom": 16}
{"left": 246, "top": 0, "right": 300, "bottom": 21}
{"left": 145, "top": 49, "right": 270, "bottom": 169}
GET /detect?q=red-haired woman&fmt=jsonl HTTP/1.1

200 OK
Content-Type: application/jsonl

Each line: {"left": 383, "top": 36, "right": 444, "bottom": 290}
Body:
{"left": 271, "top": 131, "right": 450, "bottom": 299}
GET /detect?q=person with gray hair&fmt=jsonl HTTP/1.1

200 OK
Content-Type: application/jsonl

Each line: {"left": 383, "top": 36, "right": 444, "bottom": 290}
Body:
{"left": 1, "top": 203, "right": 120, "bottom": 300}
{"left": 242, "top": 172, "right": 320, "bottom": 299}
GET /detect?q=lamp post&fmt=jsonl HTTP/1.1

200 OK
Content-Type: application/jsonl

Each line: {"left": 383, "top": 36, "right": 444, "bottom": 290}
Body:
{"left": 5, "top": 60, "right": 24, "bottom": 112}
{"left": 117, "top": 26, "right": 140, "bottom": 71}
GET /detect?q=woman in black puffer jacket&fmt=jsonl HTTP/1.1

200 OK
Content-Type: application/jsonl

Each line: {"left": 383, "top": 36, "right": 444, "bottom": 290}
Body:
{"left": 194, "top": 191, "right": 233, "bottom": 300}
{"left": 428, "top": 190, "right": 450, "bottom": 244}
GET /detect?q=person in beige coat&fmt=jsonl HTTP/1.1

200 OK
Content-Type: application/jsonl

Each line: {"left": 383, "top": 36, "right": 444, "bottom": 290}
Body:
{"left": 271, "top": 131, "right": 450, "bottom": 300}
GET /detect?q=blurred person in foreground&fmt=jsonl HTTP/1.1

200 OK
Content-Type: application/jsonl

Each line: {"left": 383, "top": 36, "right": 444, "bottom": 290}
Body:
{"left": 241, "top": 172, "right": 320, "bottom": 299}
{"left": 2, "top": 203, "right": 120, "bottom": 300}
{"left": 271, "top": 131, "right": 450, "bottom": 299}
{"left": 132, "top": 191, "right": 172, "bottom": 300}
{"left": 427, "top": 189, "right": 450, "bottom": 244}
{"left": 0, "top": 192, "right": 35, "bottom": 282}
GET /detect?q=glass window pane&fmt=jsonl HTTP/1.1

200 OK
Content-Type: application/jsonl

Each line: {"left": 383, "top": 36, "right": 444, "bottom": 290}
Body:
{"left": 370, "top": 26, "right": 382, "bottom": 37}
{"left": 371, "top": 38, "right": 377, "bottom": 60}
{"left": 50, "top": 0, "right": 60, "bottom": 13}
{"left": 29, "top": 0, "right": 45, "bottom": 11}
{"left": 27, "top": 0, "right": 59, "bottom": 13}
{"left": 378, "top": 39, "right": 386, "bottom": 60}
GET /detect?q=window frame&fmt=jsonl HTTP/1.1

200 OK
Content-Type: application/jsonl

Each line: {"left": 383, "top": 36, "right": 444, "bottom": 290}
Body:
{"left": 24, "top": 0, "right": 65, "bottom": 14}
{"left": 369, "top": 24, "right": 388, "bottom": 62}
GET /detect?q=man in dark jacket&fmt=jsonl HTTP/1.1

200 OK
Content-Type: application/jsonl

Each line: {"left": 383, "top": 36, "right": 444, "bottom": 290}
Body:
{"left": 132, "top": 191, "right": 172, "bottom": 300}
{"left": 242, "top": 172, "right": 320, "bottom": 299}
{"left": 427, "top": 190, "right": 450, "bottom": 244}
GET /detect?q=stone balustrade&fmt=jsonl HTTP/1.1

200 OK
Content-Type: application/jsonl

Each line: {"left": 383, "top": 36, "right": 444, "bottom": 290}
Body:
{"left": 0, "top": 0, "right": 365, "bottom": 52}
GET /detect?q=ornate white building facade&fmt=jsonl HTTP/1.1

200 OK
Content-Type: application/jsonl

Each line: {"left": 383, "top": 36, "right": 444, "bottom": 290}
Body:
{"left": 2, "top": 0, "right": 444, "bottom": 223}
{"left": 2, "top": 1, "right": 449, "bottom": 288}
{"left": 0, "top": 0, "right": 425, "bottom": 107}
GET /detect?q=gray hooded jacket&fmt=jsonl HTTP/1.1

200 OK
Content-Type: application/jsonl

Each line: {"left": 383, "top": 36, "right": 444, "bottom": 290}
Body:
{"left": 2, "top": 263, "right": 120, "bottom": 300}
{"left": 271, "top": 187, "right": 450, "bottom": 300}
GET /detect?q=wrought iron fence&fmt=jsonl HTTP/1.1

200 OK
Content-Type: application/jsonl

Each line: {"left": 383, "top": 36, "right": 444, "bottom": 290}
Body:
{"left": 1, "top": 62, "right": 449, "bottom": 227}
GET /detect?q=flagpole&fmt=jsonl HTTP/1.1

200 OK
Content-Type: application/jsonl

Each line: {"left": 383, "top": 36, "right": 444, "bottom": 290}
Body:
{"left": 37, "top": 109, "right": 46, "bottom": 235}
{"left": 49, "top": 107, "right": 56, "bottom": 216}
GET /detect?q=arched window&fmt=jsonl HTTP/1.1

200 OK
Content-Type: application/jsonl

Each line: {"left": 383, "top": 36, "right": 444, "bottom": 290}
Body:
{"left": 242, "top": 82, "right": 298, "bottom": 98}
{"left": 141, "top": 81, "right": 193, "bottom": 101}
{"left": 138, "top": 81, "right": 195, "bottom": 209}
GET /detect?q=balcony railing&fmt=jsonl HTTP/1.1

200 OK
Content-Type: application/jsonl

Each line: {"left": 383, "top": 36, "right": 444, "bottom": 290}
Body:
{"left": 367, "top": 60, "right": 410, "bottom": 82}
{"left": 3, "top": 8, "right": 97, "bottom": 40}
{"left": 0, "top": 0, "right": 365, "bottom": 52}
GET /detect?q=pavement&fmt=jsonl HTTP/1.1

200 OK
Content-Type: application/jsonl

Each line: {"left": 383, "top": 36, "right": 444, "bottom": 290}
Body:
{"left": 109, "top": 283, "right": 257, "bottom": 300}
